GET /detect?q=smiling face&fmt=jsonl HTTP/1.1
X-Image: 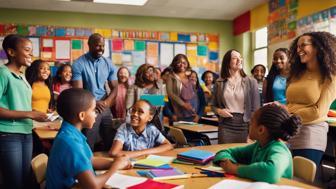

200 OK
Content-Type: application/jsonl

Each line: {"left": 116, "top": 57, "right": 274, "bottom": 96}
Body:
{"left": 89, "top": 36, "right": 105, "bottom": 59}
{"left": 176, "top": 57, "right": 188, "bottom": 73}
{"left": 297, "top": 35, "right": 317, "bottom": 64}
{"left": 252, "top": 65, "right": 265, "bottom": 82}
{"left": 38, "top": 62, "right": 51, "bottom": 81}
{"left": 81, "top": 99, "right": 97, "bottom": 129}
{"left": 190, "top": 72, "right": 198, "bottom": 85}
{"left": 229, "top": 51, "right": 243, "bottom": 72}
{"left": 60, "top": 65, "right": 72, "bottom": 83}
{"left": 129, "top": 101, "right": 153, "bottom": 128}
{"left": 204, "top": 72, "right": 214, "bottom": 86}
{"left": 13, "top": 39, "right": 33, "bottom": 67}
{"left": 144, "top": 67, "right": 155, "bottom": 83}
{"left": 272, "top": 50, "right": 289, "bottom": 71}
{"left": 118, "top": 67, "right": 130, "bottom": 84}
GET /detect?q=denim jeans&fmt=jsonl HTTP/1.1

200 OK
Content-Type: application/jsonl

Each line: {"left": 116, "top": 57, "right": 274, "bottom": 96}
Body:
{"left": 0, "top": 132, "right": 33, "bottom": 189}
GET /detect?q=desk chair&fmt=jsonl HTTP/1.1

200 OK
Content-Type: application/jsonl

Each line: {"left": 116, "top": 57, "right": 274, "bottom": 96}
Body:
{"left": 293, "top": 156, "right": 316, "bottom": 183}
{"left": 31, "top": 153, "right": 48, "bottom": 189}
{"left": 168, "top": 126, "right": 189, "bottom": 148}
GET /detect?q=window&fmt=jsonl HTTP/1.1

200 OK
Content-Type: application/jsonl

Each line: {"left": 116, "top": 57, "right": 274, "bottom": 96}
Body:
{"left": 253, "top": 27, "right": 268, "bottom": 68}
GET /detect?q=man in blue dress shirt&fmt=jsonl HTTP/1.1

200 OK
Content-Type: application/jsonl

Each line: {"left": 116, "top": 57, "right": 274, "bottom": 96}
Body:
{"left": 72, "top": 33, "right": 117, "bottom": 151}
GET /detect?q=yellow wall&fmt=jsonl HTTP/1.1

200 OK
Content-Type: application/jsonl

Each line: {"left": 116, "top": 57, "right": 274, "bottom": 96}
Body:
{"left": 250, "top": 3, "right": 268, "bottom": 31}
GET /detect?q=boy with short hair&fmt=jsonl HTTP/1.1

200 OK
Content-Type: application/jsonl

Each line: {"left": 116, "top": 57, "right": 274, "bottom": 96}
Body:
{"left": 46, "top": 88, "right": 130, "bottom": 189}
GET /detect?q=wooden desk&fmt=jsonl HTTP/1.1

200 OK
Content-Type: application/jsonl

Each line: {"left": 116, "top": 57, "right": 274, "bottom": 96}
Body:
{"left": 200, "top": 116, "right": 219, "bottom": 126}
{"left": 33, "top": 121, "right": 61, "bottom": 140}
{"left": 173, "top": 124, "right": 218, "bottom": 144}
{"left": 110, "top": 144, "right": 319, "bottom": 189}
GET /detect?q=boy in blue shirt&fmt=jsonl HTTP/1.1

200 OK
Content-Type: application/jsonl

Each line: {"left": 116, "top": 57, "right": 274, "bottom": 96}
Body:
{"left": 46, "top": 88, "right": 131, "bottom": 189}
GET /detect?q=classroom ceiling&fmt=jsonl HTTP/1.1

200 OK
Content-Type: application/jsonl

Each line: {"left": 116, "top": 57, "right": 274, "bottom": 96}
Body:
{"left": 0, "top": 0, "right": 267, "bottom": 20}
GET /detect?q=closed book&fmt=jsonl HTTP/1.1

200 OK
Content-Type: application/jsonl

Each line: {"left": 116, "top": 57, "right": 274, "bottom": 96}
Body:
{"left": 177, "top": 149, "right": 214, "bottom": 161}
{"left": 127, "top": 179, "right": 184, "bottom": 189}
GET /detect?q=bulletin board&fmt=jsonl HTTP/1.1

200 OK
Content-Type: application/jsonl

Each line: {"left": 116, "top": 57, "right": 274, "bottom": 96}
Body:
{"left": 0, "top": 24, "right": 220, "bottom": 76}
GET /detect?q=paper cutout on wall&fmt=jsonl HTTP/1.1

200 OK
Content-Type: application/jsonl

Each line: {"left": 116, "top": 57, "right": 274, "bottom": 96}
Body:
{"left": 122, "top": 52, "right": 132, "bottom": 63}
{"left": 134, "top": 40, "right": 146, "bottom": 51}
{"left": 112, "top": 53, "right": 123, "bottom": 65}
{"left": 17, "top": 25, "right": 29, "bottom": 35}
{"left": 55, "top": 40, "right": 70, "bottom": 60}
{"left": 197, "top": 45, "right": 207, "bottom": 56}
{"left": 209, "top": 51, "right": 219, "bottom": 61}
{"left": 28, "top": 26, "right": 37, "bottom": 36}
{"left": 170, "top": 32, "right": 178, "bottom": 41}
{"left": 160, "top": 32, "right": 169, "bottom": 41}
{"left": 124, "top": 40, "right": 134, "bottom": 51}
{"left": 132, "top": 51, "right": 145, "bottom": 66}
{"left": 75, "top": 28, "right": 85, "bottom": 36}
{"left": 174, "top": 43, "right": 186, "bottom": 55}
{"left": 43, "top": 38, "right": 53, "bottom": 48}
{"left": 72, "top": 40, "right": 82, "bottom": 50}
{"left": 55, "top": 28, "right": 66, "bottom": 36}
{"left": 146, "top": 42, "right": 158, "bottom": 57}
{"left": 41, "top": 52, "right": 53, "bottom": 59}
{"left": 160, "top": 43, "right": 174, "bottom": 67}
{"left": 65, "top": 28, "right": 75, "bottom": 36}
{"left": 29, "top": 37, "right": 40, "bottom": 58}
{"left": 190, "top": 34, "right": 198, "bottom": 42}
{"left": 112, "top": 39, "right": 123, "bottom": 51}
{"left": 103, "top": 39, "right": 111, "bottom": 58}
{"left": 208, "top": 42, "right": 218, "bottom": 51}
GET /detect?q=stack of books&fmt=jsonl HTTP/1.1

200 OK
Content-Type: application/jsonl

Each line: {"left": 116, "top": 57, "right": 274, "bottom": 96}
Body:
{"left": 133, "top": 158, "right": 172, "bottom": 169}
{"left": 137, "top": 168, "right": 190, "bottom": 180}
{"left": 176, "top": 149, "right": 215, "bottom": 165}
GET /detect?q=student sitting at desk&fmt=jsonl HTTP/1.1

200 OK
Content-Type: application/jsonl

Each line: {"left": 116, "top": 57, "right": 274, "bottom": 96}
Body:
{"left": 109, "top": 100, "right": 173, "bottom": 158}
{"left": 213, "top": 105, "right": 302, "bottom": 183}
{"left": 46, "top": 88, "right": 131, "bottom": 189}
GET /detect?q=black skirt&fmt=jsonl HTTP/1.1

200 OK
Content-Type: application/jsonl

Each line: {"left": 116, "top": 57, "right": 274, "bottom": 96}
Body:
{"left": 218, "top": 113, "right": 248, "bottom": 144}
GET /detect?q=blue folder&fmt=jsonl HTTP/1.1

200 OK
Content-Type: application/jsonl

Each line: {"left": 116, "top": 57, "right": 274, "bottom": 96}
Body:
{"left": 140, "top": 94, "right": 165, "bottom": 106}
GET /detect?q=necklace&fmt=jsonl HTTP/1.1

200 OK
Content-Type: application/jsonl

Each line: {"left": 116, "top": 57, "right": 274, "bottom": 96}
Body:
{"left": 227, "top": 77, "right": 242, "bottom": 91}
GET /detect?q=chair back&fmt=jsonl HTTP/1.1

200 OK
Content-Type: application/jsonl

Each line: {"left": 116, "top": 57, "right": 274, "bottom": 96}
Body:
{"left": 168, "top": 126, "right": 188, "bottom": 147}
{"left": 293, "top": 156, "right": 316, "bottom": 183}
{"left": 31, "top": 153, "right": 48, "bottom": 185}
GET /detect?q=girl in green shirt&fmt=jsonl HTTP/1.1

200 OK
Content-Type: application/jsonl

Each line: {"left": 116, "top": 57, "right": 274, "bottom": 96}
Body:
{"left": 213, "top": 105, "right": 302, "bottom": 183}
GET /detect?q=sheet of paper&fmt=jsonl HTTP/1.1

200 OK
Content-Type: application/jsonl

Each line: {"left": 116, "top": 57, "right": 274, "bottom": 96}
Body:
{"left": 160, "top": 43, "right": 174, "bottom": 67}
{"left": 174, "top": 43, "right": 186, "bottom": 56}
{"left": 55, "top": 40, "right": 70, "bottom": 60}
{"left": 105, "top": 173, "right": 147, "bottom": 189}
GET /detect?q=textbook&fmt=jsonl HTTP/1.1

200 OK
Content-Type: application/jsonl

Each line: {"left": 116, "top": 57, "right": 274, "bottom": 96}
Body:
{"left": 134, "top": 158, "right": 171, "bottom": 169}
{"left": 209, "top": 180, "right": 301, "bottom": 189}
{"left": 127, "top": 179, "right": 184, "bottom": 189}
{"left": 140, "top": 94, "right": 165, "bottom": 106}
{"left": 146, "top": 155, "right": 175, "bottom": 164}
{"left": 177, "top": 149, "right": 215, "bottom": 164}
{"left": 137, "top": 168, "right": 190, "bottom": 180}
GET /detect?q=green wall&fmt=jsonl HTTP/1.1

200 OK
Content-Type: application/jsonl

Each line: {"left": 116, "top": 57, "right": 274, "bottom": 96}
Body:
{"left": 0, "top": 8, "right": 234, "bottom": 60}
{"left": 234, "top": 32, "right": 252, "bottom": 75}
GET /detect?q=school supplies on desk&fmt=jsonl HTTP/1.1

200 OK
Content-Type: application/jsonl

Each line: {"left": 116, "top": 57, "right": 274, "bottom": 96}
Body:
{"left": 146, "top": 155, "right": 175, "bottom": 164}
{"left": 177, "top": 149, "right": 215, "bottom": 165}
{"left": 173, "top": 121, "right": 203, "bottom": 126}
{"left": 208, "top": 180, "right": 301, "bottom": 189}
{"left": 140, "top": 94, "right": 165, "bottom": 106}
{"left": 127, "top": 179, "right": 184, "bottom": 189}
{"left": 137, "top": 168, "right": 191, "bottom": 180}
{"left": 134, "top": 158, "right": 171, "bottom": 169}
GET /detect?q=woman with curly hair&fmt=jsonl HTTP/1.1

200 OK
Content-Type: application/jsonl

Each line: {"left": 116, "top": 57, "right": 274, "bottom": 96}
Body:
{"left": 286, "top": 32, "right": 336, "bottom": 166}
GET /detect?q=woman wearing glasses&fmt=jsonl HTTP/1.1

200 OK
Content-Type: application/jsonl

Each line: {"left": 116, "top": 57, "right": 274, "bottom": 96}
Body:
{"left": 212, "top": 49, "right": 260, "bottom": 144}
{"left": 286, "top": 32, "right": 336, "bottom": 166}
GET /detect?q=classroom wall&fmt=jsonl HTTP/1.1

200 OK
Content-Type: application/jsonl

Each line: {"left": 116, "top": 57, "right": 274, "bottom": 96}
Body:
{"left": 234, "top": 32, "right": 252, "bottom": 74}
{"left": 0, "top": 8, "right": 234, "bottom": 65}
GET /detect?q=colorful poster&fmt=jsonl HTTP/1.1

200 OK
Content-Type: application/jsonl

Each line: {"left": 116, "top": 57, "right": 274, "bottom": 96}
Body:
{"left": 112, "top": 52, "right": 122, "bottom": 65}
{"left": 55, "top": 28, "right": 66, "bottom": 36}
{"left": 170, "top": 32, "right": 178, "bottom": 41}
{"left": 132, "top": 51, "right": 145, "bottom": 66}
{"left": 55, "top": 40, "right": 70, "bottom": 60}
{"left": 72, "top": 39, "right": 82, "bottom": 50}
{"left": 124, "top": 40, "right": 134, "bottom": 51}
{"left": 134, "top": 40, "right": 146, "bottom": 51}
{"left": 112, "top": 39, "right": 123, "bottom": 51}
{"left": 174, "top": 43, "right": 186, "bottom": 56}
{"left": 160, "top": 43, "right": 174, "bottom": 67}
{"left": 197, "top": 45, "right": 207, "bottom": 56}
{"left": 146, "top": 42, "right": 158, "bottom": 57}
{"left": 28, "top": 37, "right": 40, "bottom": 58}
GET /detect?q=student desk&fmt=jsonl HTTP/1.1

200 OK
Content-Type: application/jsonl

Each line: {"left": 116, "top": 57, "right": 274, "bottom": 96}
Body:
{"left": 200, "top": 116, "right": 219, "bottom": 126}
{"left": 33, "top": 120, "right": 61, "bottom": 140}
{"left": 111, "top": 144, "right": 320, "bottom": 189}
{"left": 172, "top": 124, "right": 218, "bottom": 145}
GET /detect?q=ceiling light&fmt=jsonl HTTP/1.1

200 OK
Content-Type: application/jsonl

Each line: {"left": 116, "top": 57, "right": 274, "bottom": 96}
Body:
{"left": 93, "top": 0, "right": 148, "bottom": 6}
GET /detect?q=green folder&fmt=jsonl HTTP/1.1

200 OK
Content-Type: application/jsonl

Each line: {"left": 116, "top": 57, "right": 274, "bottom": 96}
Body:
{"left": 140, "top": 94, "right": 165, "bottom": 106}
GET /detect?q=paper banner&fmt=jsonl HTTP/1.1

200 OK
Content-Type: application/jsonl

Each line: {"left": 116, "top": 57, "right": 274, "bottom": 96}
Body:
{"left": 112, "top": 53, "right": 123, "bottom": 65}
{"left": 55, "top": 28, "right": 66, "bottom": 36}
{"left": 112, "top": 39, "right": 123, "bottom": 51}
{"left": 124, "top": 40, "right": 134, "bottom": 51}
{"left": 28, "top": 37, "right": 40, "bottom": 58}
{"left": 17, "top": 25, "right": 29, "bottom": 35}
{"left": 174, "top": 43, "right": 186, "bottom": 55}
{"left": 55, "top": 40, "right": 70, "bottom": 60}
{"left": 72, "top": 40, "right": 82, "bottom": 50}
{"left": 160, "top": 32, "right": 169, "bottom": 41}
{"left": 146, "top": 42, "right": 158, "bottom": 57}
{"left": 134, "top": 40, "right": 146, "bottom": 51}
{"left": 197, "top": 45, "right": 208, "bottom": 56}
{"left": 65, "top": 28, "right": 75, "bottom": 36}
{"left": 170, "top": 32, "right": 178, "bottom": 41}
